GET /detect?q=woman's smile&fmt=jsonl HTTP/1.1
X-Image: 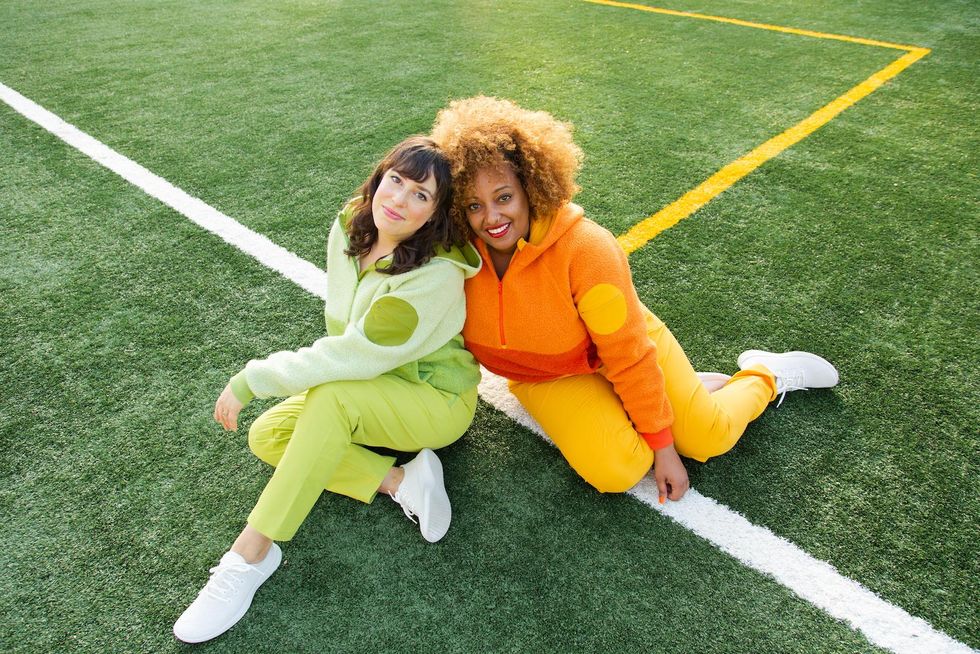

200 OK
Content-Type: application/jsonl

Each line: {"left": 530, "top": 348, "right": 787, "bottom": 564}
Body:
{"left": 382, "top": 205, "right": 405, "bottom": 221}
{"left": 464, "top": 166, "right": 530, "bottom": 256}
{"left": 371, "top": 168, "right": 438, "bottom": 247}
{"left": 486, "top": 222, "right": 512, "bottom": 238}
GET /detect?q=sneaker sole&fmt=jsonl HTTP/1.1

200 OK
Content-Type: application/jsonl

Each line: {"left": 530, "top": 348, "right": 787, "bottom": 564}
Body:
{"left": 415, "top": 449, "right": 452, "bottom": 543}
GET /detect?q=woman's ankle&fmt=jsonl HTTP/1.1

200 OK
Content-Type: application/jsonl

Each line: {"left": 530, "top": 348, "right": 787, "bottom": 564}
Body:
{"left": 231, "top": 524, "right": 274, "bottom": 564}
{"left": 378, "top": 465, "right": 405, "bottom": 496}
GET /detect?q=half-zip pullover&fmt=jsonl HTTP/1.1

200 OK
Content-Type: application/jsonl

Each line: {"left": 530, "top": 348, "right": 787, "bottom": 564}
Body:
{"left": 230, "top": 201, "right": 482, "bottom": 404}
{"left": 463, "top": 203, "right": 674, "bottom": 450}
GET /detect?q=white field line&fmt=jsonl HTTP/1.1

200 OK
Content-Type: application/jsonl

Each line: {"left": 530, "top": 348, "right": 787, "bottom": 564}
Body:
{"left": 0, "top": 84, "right": 330, "bottom": 300}
{"left": 2, "top": 81, "right": 975, "bottom": 654}
{"left": 480, "top": 377, "right": 975, "bottom": 654}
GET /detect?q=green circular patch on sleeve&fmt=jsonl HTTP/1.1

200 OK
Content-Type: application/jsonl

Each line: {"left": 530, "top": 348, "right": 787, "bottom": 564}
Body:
{"left": 364, "top": 296, "right": 419, "bottom": 346}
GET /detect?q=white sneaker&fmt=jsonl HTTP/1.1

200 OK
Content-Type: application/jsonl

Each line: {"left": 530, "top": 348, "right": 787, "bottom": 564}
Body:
{"left": 390, "top": 448, "right": 451, "bottom": 543}
{"left": 173, "top": 543, "right": 282, "bottom": 643}
{"left": 737, "top": 350, "right": 839, "bottom": 406}
{"left": 696, "top": 372, "right": 731, "bottom": 393}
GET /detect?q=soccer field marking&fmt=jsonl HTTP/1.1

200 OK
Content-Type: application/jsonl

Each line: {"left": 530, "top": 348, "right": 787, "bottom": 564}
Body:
{"left": 0, "top": 84, "right": 329, "bottom": 300}
{"left": 616, "top": 47, "right": 929, "bottom": 252}
{"left": 1, "top": 75, "right": 970, "bottom": 654}
{"left": 478, "top": 373, "right": 976, "bottom": 654}
{"left": 583, "top": 1, "right": 931, "bottom": 254}
{"left": 585, "top": 0, "right": 923, "bottom": 50}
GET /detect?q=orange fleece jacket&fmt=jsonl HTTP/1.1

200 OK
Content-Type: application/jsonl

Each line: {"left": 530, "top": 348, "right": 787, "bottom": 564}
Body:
{"left": 463, "top": 203, "right": 674, "bottom": 450}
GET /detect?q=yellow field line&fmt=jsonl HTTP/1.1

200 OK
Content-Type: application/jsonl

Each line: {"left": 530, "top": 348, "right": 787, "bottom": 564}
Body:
{"left": 585, "top": 1, "right": 931, "bottom": 253}
{"left": 585, "top": 0, "right": 923, "bottom": 51}
{"left": 616, "top": 47, "right": 930, "bottom": 253}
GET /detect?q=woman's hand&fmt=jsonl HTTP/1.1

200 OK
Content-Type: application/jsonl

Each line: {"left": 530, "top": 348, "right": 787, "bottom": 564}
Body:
{"left": 653, "top": 443, "right": 689, "bottom": 503}
{"left": 214, "top": 383, "right": 244, "bottom": 432}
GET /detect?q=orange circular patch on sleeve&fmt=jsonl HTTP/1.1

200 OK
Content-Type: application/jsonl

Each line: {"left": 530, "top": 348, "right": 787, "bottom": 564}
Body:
{"left": 578, "top": 283, "right": 628, "bottom": 335}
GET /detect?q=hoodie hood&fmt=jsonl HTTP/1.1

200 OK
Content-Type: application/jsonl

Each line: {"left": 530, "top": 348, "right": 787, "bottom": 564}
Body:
{"left": 433, "top": 241, "right": 483, "bottom": 279}
{"left": 472, "top": 202, "right": 584, "bottom": 275}
{"left": 511, "top": 202, "right": 585, "bottom": 268}
{"left": 337, "top": 198, "right": 482, "bottom": 279}
{"left": 525, "top": 202, "right": 584, "bottom": 250}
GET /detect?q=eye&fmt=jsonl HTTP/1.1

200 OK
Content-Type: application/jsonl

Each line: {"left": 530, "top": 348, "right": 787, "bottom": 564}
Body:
{"left": 390, "top": 173, "right": 402, "bottom": 184}
{"left": 416, "top": 191, "right": 429, "bottom": 202}
{"left": 498, "top": 194, "right": 512, "bottom": 203}
{"left": 466, "top": 202, "right": 481, "bottom": 212}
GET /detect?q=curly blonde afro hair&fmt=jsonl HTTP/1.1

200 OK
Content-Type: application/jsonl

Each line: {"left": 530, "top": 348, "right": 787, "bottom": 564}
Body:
{"left": 430, "top": 96, "right": 583, "bottom": 228}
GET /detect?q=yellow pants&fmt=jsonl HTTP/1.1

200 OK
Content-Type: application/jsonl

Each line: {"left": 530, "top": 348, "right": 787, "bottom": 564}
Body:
{"left": 246, "top": 377, "right": 476, "bottom": 541}
{"left": 509, "top": 309, "right": 777, "bottom": 493}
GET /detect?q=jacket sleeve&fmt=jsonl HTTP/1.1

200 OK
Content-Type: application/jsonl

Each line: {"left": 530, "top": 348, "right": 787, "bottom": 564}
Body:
{"left": 232, "top": 262, "right": 465, "bottom": 403}
{"left": 567, "top": 227, "right": 674, "bottom": 450}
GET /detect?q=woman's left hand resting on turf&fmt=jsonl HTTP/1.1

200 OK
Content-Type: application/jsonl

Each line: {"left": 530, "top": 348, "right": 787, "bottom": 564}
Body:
{"left": 654, "top": 443, "right": 689, "bottom": 502}
{"left": 214, "top": 383, "right": 244, "bottom": 431}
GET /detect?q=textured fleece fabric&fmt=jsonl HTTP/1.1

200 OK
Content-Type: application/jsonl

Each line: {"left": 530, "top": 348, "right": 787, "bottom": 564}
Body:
{"left": 462, "top": 203, "right": 674, "bottom": 449}
{"left": 231, "top": 203, "right": 482, "bottom": 404}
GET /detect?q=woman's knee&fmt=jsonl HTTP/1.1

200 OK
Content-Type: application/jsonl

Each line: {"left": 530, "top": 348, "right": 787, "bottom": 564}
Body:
{"left": 673, "top": 414, "right": 738, "bottom": 462}
{"left": 247, "top": 416, "right": 277, "bottom": 462}
{"left": 572, "top": 445, "right": 651, "bottom": 494}
{"left": 247, "top": 410, "right": 299, "bottom": 464}
{"left": 579, "top": 462, "right": 648, "bottom": 494}
{"left": 675, "top": 439, "right": 734, "bottom": 463}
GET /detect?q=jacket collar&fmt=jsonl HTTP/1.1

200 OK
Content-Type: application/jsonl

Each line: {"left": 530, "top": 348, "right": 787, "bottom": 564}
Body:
{"left": 514, "top": 202, "right": 584, "bottom": 264}
{"left": 473, "top": 202, "right": 584, "bottom": 275}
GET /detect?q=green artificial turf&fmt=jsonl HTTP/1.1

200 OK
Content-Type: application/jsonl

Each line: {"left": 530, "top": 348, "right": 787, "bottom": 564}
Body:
{"left": 0, "top": 120, "right": 883, "bottom": 653}
{"left": 1, "top": 0, "right": 977, "bottom": 651}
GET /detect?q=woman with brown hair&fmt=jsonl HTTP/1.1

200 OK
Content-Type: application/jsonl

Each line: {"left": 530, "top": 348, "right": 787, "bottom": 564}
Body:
{"left": 173, "top": 136, "right": 481, "bottom": 643}
{"left": 431, "top": 96, "right": 838, "bottom": 502}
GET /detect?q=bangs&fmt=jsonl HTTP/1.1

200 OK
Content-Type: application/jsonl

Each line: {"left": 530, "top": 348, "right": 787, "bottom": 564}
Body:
{"left": 345, "top": 135, "right": 463, "bottom": 275}
{"left": 388, "top": 147, "right": 441, "bottom": 184}
{"left": 378, "top": 136, "right": 452, "bottom": 207}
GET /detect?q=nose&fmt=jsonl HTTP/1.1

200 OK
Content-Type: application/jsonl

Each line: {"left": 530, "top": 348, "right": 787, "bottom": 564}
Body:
{"left": 392, "top": 185, "right": 409, "bottom": 207}
{"left": 487, "top": 204, "right": 504, "bottom": 225}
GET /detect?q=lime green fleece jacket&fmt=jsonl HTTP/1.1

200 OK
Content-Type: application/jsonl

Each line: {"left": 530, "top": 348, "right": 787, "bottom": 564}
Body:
{"left": 230, "top": 204, "right": 482, "bottom": 405}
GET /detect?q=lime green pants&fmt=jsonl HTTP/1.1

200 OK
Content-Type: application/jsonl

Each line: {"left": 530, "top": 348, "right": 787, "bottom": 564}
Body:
{"left": 246, "top": 377, "right": 477, "bottom": 541}
{"left": 509, "top": 308, "right": 778, "bottom": 493}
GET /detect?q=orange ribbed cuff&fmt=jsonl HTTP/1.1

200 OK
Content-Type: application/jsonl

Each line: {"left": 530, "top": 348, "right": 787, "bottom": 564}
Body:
{"left": 641, "top": 427, "right": 673, "bottom": 451}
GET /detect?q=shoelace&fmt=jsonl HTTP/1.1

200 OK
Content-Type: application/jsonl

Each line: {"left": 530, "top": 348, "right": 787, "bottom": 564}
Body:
{"left": 389, "top": 490, "right": 418, "bottom": 525}
{"left": 775, "top": 369, "right": 807, "bottom": 407}
{"left": 202, "top": 560, "right": 253, "bottom": 603}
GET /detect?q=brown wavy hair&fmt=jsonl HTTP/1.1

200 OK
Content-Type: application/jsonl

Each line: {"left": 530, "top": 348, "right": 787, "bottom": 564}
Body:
{"left": 430, "top": 96, "right": 583, "bottom": 229}
{"left": 344, "top": 136, "right": 462, "bottom": 275}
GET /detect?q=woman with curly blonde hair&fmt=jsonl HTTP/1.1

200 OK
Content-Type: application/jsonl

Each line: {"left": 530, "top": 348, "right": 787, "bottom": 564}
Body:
{"left": 431, "top": 96, "right": 839, "bottom": 501}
